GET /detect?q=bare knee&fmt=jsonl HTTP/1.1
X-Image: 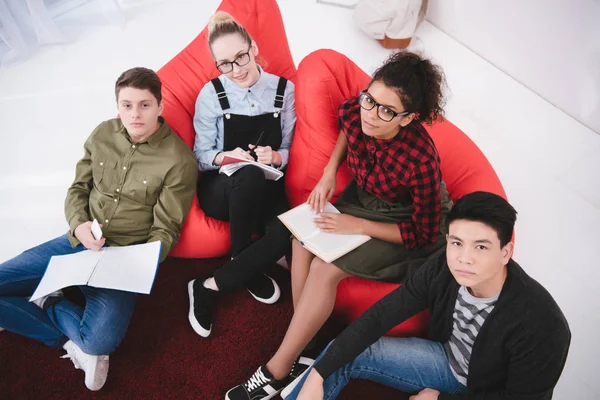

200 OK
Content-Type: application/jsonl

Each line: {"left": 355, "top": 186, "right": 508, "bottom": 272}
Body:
{"left": 308, "top": 258, "right": 347, "bottom": 284}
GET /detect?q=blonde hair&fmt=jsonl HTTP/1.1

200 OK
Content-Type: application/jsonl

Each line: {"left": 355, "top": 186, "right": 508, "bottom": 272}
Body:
{"left": 207, "top": 11, "right": 253, "bottom": 50}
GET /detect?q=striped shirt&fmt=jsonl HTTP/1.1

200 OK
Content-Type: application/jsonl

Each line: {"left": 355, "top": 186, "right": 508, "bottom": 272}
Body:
{"left": 444, "top": 286, "right": 500, "bottom": 386}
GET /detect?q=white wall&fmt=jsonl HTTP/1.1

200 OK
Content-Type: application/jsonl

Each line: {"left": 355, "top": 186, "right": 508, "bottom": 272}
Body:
{"left": 426, "top": 0, "right": 600, "bottom": 134}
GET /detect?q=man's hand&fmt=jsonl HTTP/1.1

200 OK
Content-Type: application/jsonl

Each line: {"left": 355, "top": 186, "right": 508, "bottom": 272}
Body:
{"left": 248, "top": 145, "right": 280, "bottom": 166}
{"left": 297, "top": 369, "right": 325, "bottom": 400}
{"left": 410, "top": 388, "right": 440, "bottom": 400}
{"left": 313, "top": 213, "right": 364, "bottom": 235}
{"left": 74, "top": 221, "right": 106, "bottom": 251}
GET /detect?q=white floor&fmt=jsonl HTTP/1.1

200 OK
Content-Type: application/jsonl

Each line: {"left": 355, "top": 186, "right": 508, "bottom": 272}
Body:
{"left": 1, "top": 0, "right": 598, "bottom": 398}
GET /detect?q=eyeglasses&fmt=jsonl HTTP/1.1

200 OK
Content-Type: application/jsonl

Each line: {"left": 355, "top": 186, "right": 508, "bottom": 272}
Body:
{"left": 215, "top": 47, "right": 252, "bottom": 74}
{"left": 358, "top": 91, "right": 409, "bottom": 122}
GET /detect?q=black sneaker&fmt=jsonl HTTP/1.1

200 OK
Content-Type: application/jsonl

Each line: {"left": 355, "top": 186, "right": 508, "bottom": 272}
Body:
{"left": 280, "top": 356, "right": 316, "bottom": 399}
{"left": 225, "top": 365, "right": 288, "bottom": 400}
{"left": 187, "top": 279, "right": 218, "bottom": 337}
{"left": 245, "top": 273, "right": 280, "bottom": 304}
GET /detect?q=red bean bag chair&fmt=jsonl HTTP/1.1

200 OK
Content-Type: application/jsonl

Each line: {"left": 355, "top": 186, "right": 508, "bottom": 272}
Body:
{"left": 157, "top": 0, "right": 297, "bottom": 258}
{"left": 286, "top": 49, "right": 507, "bottom": 337}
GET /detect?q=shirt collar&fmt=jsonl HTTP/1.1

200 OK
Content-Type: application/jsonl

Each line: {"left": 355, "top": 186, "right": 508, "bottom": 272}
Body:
{"left": 223, "top": 65, "right": 269, "bottom": 98}
{"left": 116, "top": 116, "right": 170, "bottom": 148}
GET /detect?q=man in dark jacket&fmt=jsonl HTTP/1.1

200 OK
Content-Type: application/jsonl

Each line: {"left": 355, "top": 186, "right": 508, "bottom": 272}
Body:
{"left": 285, "top": 191, "right": 570, "bottom": 400}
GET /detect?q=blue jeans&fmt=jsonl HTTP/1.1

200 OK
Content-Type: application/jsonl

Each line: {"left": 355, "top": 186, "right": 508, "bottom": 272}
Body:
{"left": 0, "top": 234, "right": 136, "bottom": 355}
{"left": 287, "top": 337, "right": 467, "bottom": 399}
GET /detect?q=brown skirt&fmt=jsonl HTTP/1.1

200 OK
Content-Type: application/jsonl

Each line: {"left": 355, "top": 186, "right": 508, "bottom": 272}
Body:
{"left": 331, "top": 181, "right": 452, "bottom": 283}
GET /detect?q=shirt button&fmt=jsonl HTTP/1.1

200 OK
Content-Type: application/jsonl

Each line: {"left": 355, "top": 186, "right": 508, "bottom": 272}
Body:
{"left": 114, "top": 198, "right": 118, "bottom": 202}
{"left": 251, "top": 104, "right": 255, "bottom": 108}
{"left": 122, "top": 166, "right": 127, "bottom": 170}
{"left": 132, "top": 145, "right": 136, "bottom": 149}
{"left": 116, "top": 188, "right": 120, "bottom": 192}
{"left": 104, "top": 219, "right": 109, "bottom": 223}
{"left": 143, "top": 180, "right": 147, "bottom": 185}
{"left": 370, "top": 146, "right": 376, "bottom": 153}
{"left": 100, "top": 162, "right": 104, "bottom": 166}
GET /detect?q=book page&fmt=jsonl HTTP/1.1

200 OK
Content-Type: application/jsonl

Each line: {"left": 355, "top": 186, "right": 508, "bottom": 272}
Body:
{"left": 89, "top": 241, "right": 161, "bottom": 294}
{"left": 29, "top": 250, "right": 102, "bottom": 302}
{"left": 278, "top": 202, "right": 341, "bottom": 240}
{"left": 219, "top": 156, "right": 283, "bottom": 181}
{"left": 304, "top": 231, "right": 371, "bottom": 264}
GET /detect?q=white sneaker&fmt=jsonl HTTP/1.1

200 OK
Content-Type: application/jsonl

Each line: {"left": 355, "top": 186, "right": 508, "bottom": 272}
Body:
{"left": 62, "top": 340, "right": 109, "bottom": 391}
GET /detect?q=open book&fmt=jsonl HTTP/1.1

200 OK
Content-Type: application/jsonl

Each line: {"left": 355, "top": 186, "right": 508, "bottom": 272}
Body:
{"left": 278, "top": 202, "right": 371, "bottom": 263}
{"left": 30, "top": 241, "right": 162, "bottom": 302}
{"left": 219, "top": 155, "right": 284, "bottom": 181}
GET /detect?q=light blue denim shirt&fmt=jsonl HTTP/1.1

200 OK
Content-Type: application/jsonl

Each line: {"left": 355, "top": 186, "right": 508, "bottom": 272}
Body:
{"left": 193, "top": 68, "right": 296, "bottom": 171}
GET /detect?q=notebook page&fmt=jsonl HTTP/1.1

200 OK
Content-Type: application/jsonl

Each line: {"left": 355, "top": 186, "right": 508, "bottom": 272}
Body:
{"left": 278, "top": 202, "right": 340, "bottom": 241}
{"left": 304, "top": 231, "right": 371, "bottom": 263}
{"left": 29, "top": 250, "right": 103, "bottom": 302}
{"left": 89, "top": 241, "right": 161, "bottom": 294}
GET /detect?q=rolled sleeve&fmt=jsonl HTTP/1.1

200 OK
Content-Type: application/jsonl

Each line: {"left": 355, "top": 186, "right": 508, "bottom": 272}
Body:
{"left": 193, "top": 83, "right": 223, "bottom": 171}
{"left": 398, "top": 159, "right": 442, "bottom": 248}
{"left": 277, "top": 81, "right": 296, "bottom": 169}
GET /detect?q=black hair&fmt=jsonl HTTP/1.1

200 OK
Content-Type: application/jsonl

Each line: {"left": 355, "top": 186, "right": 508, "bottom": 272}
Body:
{"left": 370, "top": 51, "right": 446, "bottom": 125}
{"left": 446, "top": 191, "right": 517, "bottom": 248}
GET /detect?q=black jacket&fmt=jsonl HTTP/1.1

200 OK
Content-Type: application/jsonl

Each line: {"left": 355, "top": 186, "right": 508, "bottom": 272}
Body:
{"left": 314, "top": 248, "right": 571, "bottom": 399}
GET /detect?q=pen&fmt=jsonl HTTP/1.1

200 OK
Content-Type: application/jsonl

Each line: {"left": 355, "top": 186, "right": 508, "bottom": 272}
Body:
{"left": 249, "top": 130, "right": 265, "bottom": 161}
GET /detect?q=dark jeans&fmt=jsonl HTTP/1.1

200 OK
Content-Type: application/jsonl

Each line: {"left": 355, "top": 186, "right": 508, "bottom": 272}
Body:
{"left": 197, "top": 166, "right": 291, "bottom": 293}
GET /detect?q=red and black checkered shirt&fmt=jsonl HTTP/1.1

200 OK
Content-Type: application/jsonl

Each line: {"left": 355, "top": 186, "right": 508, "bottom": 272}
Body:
{"left": 338, "top": 96, "right": 443, "bottom": 248}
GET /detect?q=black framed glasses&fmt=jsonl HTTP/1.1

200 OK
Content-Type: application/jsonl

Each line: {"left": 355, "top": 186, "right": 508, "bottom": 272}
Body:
{"left": 215, "top": 47, "right": 252, "bottom": 74}
{"left": 358, "top": 91, "right": 409, "bottom": 122}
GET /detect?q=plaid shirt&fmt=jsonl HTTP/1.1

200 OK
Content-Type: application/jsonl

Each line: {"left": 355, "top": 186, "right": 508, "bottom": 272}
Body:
{"left": 338, "top": 96, "right": 442, "bottom": 248}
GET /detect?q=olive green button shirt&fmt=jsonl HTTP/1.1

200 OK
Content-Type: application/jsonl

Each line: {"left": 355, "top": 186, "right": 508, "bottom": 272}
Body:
{"left": 65, "top": 117, "right": 198, "bottom": 262}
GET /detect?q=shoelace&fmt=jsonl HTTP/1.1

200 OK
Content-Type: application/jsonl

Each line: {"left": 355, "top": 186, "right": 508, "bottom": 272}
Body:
{"left": 61, "top": 349, "right": 83, "bottom": 370}
{"left": 245, "top": 368, "right": 270, "bottom": 392}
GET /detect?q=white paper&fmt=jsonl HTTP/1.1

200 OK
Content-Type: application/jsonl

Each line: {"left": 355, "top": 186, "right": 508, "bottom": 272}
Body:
{"left": 30, "top": 241, "right": 161, "bottom": 301}
{"left": 278, "top": 202, "right": 371, "bottom": 263}
{"left": 278, "top": 203, "right": 340, "bottom": 240}
{"left": 30, "top": 250, "right": 103, "bottom": 301}
{"left": 219, "top": 155, "right": 284, "bottom": 181}
{"left": 89, "top": 241, "right": 161, "bottom": 294}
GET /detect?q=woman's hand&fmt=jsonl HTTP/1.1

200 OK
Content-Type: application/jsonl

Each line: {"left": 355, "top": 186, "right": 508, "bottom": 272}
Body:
{"left": 214, "top": 147, "right": 254, "bottom": 165}
{"left": 297, "top": 369, "right": 325, "bottom": 400}
{"left": 307, "top": 170, "right": 336, "bottom": 213}
{"left": 314, "top": 213, "right": 364, "bottom": 235}
{"left": 248, "top": 145, "right": 281, "bottom": 165}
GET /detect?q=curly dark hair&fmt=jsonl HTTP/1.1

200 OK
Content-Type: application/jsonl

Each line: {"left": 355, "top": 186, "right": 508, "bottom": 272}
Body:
{"left": 370, "top": 51, "right": 446, "bottom": 125}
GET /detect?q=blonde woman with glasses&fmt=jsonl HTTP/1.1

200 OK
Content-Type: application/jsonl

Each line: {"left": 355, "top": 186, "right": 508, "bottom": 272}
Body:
{"left": 188, "top": 12, "right": 296, "bottom": 340}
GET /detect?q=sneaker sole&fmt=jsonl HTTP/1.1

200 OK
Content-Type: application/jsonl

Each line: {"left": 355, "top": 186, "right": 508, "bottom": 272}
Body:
{"left": 85, "top": 356, "right": 109, "bottom": 391}
{"left": 224, "top": 386, "right": 281, "bottom": 400}
{"left": 247, "top": 275, "right": 281, "bottom": 305}
{"left": 187, "top": 280, "right": 212, "bottom": 338}
{"left": 280, "top": 356, "right": 315, "bottom": 399}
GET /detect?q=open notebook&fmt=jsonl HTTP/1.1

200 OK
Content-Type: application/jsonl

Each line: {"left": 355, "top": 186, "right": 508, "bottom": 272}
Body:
{"left": 278, "top": 202, "right": 371, "bottom": 263}
{"left": 30, "top": 241, "right": 162, "bottom": 302}
{"left": 219, "top": 155, "right": 284, "bottom": 181}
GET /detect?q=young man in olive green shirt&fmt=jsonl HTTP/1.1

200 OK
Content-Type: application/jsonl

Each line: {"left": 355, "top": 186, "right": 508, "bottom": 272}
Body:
{"left": 0, "top": 67, "right": 197, "bottom": 391}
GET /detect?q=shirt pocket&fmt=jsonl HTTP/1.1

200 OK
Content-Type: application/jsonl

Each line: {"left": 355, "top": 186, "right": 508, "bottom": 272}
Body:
{"left": 130, "top": 172, "right": 163, "bottom": 206}
{"left": 92, "top": 158, "right": 117, "bottom": 193}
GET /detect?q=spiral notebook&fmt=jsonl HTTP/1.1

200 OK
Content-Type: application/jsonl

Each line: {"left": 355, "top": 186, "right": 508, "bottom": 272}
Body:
{"left": 219, "top": 155, "right": 283, "bottom": 181}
